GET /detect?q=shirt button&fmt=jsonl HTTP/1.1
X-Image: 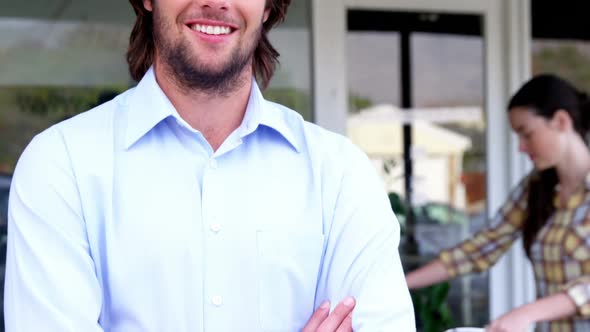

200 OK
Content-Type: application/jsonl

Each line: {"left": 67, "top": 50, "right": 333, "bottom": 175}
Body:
{"left": 209, "top": 158, "right": 218, "bottom": 169}
{"left": 210, "top": 223, "right": 222, "bottom": 233}
{"left": 212, "top": 295, "right": 223, "bottom": 306}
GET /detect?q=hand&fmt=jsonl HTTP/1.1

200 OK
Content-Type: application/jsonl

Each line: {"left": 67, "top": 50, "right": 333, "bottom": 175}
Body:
{"left": 302, "top": 297, "right": 356, "bottom": 332}
{"left": 486, "top": 308, "right": 532, "bottom": 332}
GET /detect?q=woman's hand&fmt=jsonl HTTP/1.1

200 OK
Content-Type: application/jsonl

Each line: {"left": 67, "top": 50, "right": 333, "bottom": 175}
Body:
{"left": 486, "top": 292, "right": 578, "bottom": 332}
{"left": 486, "top": 307, "right": 532, "bottom": 332}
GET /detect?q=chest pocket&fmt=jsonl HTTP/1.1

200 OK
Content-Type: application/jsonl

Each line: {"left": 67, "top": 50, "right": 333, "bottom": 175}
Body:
{"left": 257, "top": 231, "right": 325, "bottom": 331}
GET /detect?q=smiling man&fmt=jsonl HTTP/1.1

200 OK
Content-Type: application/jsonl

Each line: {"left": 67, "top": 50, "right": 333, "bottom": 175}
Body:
{"left": 4, "top": 0, "right": 415, "bottom": 331}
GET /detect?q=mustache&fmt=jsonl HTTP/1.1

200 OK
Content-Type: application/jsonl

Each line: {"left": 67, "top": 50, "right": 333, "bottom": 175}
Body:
{"left": 181, "top": 11, "right": 240, "bottom": 26}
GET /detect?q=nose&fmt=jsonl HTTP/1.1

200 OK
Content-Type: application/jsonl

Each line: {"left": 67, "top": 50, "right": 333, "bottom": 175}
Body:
{"left": 200, "top": 0, "right": 229, "bottom": 11}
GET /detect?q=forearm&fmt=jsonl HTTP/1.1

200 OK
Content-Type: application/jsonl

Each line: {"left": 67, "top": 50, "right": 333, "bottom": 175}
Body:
{"left": 513, "top": 292, "right": 577, "bottom": 324}
{"left": 405, "top": 259, "right": 450, "bottom": 289}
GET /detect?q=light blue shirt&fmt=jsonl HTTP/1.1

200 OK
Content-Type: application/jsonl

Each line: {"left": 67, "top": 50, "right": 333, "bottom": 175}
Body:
{"left": 5, "top": 68, "right": 415, "bottom": 331}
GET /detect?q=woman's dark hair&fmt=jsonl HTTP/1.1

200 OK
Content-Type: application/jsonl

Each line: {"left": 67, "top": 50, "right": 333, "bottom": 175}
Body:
{"left": 508, "top": 74, "right": 590, "bottom": 257}
{"left": 126, "top": 0, "right": 291, "bottom": 89}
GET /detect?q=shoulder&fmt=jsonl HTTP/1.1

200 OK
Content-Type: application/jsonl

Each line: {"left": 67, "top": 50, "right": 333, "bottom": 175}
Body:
{"left": 55, "top": 89, "right": 132, "bottom": 140}
{"left": 47, "top": 88, "right": 137, "bottom": 160}
{"left": 264, "top": 100, "right": 366, "bottom": 164}
{"left": 14, "top": 89, "right": 133, "bottom": 181}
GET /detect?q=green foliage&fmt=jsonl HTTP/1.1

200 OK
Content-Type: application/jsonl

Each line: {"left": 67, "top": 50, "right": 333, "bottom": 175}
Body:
{"left": 263, "top": 87, "right": 311, "bottom": 120}
{"left": 349, "top": 93, "right": 373, "bottom": 113}
{"left": 0, "top": 86, "right": 125, "bottom": 171}
{"left": 419, "top": 203, "right": 468, "bottom": 225}
{"left": 388, "top": 192, "right": 407, "bottom": 233}
{"left": 533, "top": 44, "right": 590, "bottom": 94}
{"left": 388, "top": 192, "right": 406, "bottom": 217}
{"left": 411, "top": 283, "right": 455, "bottom": 332}
{"left": 392, "top": 191, "right": 457, "bottom": 331}
{"left": 14, "top": 86, "right": 123, "bottom": 120}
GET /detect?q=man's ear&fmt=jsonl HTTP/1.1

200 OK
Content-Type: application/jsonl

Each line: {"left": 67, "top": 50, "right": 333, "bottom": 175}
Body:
{"left": 551, "top": 109, "right": 573, "bottom": 132}
{"left": 143, "top": 0, "right": 153, "bottom": 12}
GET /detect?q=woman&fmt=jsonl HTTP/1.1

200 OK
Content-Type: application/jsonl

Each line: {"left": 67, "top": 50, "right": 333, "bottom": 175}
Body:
{"left": 406, "top": 74, "right": 590, "bottom": 332}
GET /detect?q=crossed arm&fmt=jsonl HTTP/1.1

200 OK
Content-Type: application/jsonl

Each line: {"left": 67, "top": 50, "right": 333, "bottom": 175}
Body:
{"left": 303, "top": 298, "right": 356, "bottom": 332}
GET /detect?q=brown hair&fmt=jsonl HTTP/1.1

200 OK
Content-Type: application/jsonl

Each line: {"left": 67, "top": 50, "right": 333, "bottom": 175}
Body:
{"left": 126, "top": 0, "right": 291, "bottom": 89}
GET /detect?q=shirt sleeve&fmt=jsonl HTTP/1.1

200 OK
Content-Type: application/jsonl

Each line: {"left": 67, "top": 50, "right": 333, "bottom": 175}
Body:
{"left": 315, "top": 142, "right": 415, "bottom": 331}
{"left": 4, "top": 127, "right": 104, "bottom": 331}
{"left": 562, "top": 276, "right": 590, "bottom": 317}
{"left": 438, "top": 174, "right": 531, "bottom": 277}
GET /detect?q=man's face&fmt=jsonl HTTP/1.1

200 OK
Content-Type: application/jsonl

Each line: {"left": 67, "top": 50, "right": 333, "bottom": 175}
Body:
{"left": 144, "top": 0, "right": 270, "bottom": 93}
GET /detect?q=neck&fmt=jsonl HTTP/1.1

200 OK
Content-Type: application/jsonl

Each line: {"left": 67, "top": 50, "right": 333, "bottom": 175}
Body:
{"left": 153, "top": 61, "right": 253, "bottom": 151}
{"left": 555, "top": 134, "right": 590, "bottom": 190}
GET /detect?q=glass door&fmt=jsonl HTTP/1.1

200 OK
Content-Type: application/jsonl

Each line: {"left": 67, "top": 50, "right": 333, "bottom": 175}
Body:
{"left": 346, "top": 9, "right": 487, "bottom": 329}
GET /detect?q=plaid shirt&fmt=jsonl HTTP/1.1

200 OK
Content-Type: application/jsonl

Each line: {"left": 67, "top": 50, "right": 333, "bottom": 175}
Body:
{"left": 439, "top": 172, "right": 590, "bottom": 332}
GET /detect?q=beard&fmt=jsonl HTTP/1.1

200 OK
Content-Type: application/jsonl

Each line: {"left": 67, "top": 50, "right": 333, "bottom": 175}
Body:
{"left": 152, "top": 7, "right": 261, "bottom": 96}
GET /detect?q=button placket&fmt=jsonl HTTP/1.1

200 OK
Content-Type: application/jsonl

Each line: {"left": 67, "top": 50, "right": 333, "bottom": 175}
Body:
{"left": 210, "top": 222, "right": 222, "bottom": 233}
{"left": 209, "top": 158, "right": 218, "bottom": 169}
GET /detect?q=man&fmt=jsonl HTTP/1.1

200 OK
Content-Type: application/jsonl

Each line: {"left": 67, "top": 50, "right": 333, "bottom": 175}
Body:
{"left": 4, "top": 0, "right": 415, "bottom": 331}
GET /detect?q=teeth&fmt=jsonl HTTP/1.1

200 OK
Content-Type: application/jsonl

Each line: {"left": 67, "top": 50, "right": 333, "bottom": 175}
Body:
{"left": 192, "top": 24, "right": 231, "bottom": 35}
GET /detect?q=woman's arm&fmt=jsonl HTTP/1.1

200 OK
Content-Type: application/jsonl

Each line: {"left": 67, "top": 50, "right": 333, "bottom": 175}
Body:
{"left": 408, "top": 176, "right": 532, "bottom": 289}
{"left": 405, "top": 259, "right": 449, "bottom": 289}
{"left": 487, "top": 292, "right": 577, "bottom": 332}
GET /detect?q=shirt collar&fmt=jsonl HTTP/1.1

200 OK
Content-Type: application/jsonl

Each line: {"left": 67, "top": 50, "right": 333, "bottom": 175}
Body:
{"left": 125, "top": 67, "right": 178, "bottom": 149}
{"left": 243, "top": 80, "right": 301, "bottom": 153}
{"left": 125, "top": 67, "right": 300, "bottom": 152}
